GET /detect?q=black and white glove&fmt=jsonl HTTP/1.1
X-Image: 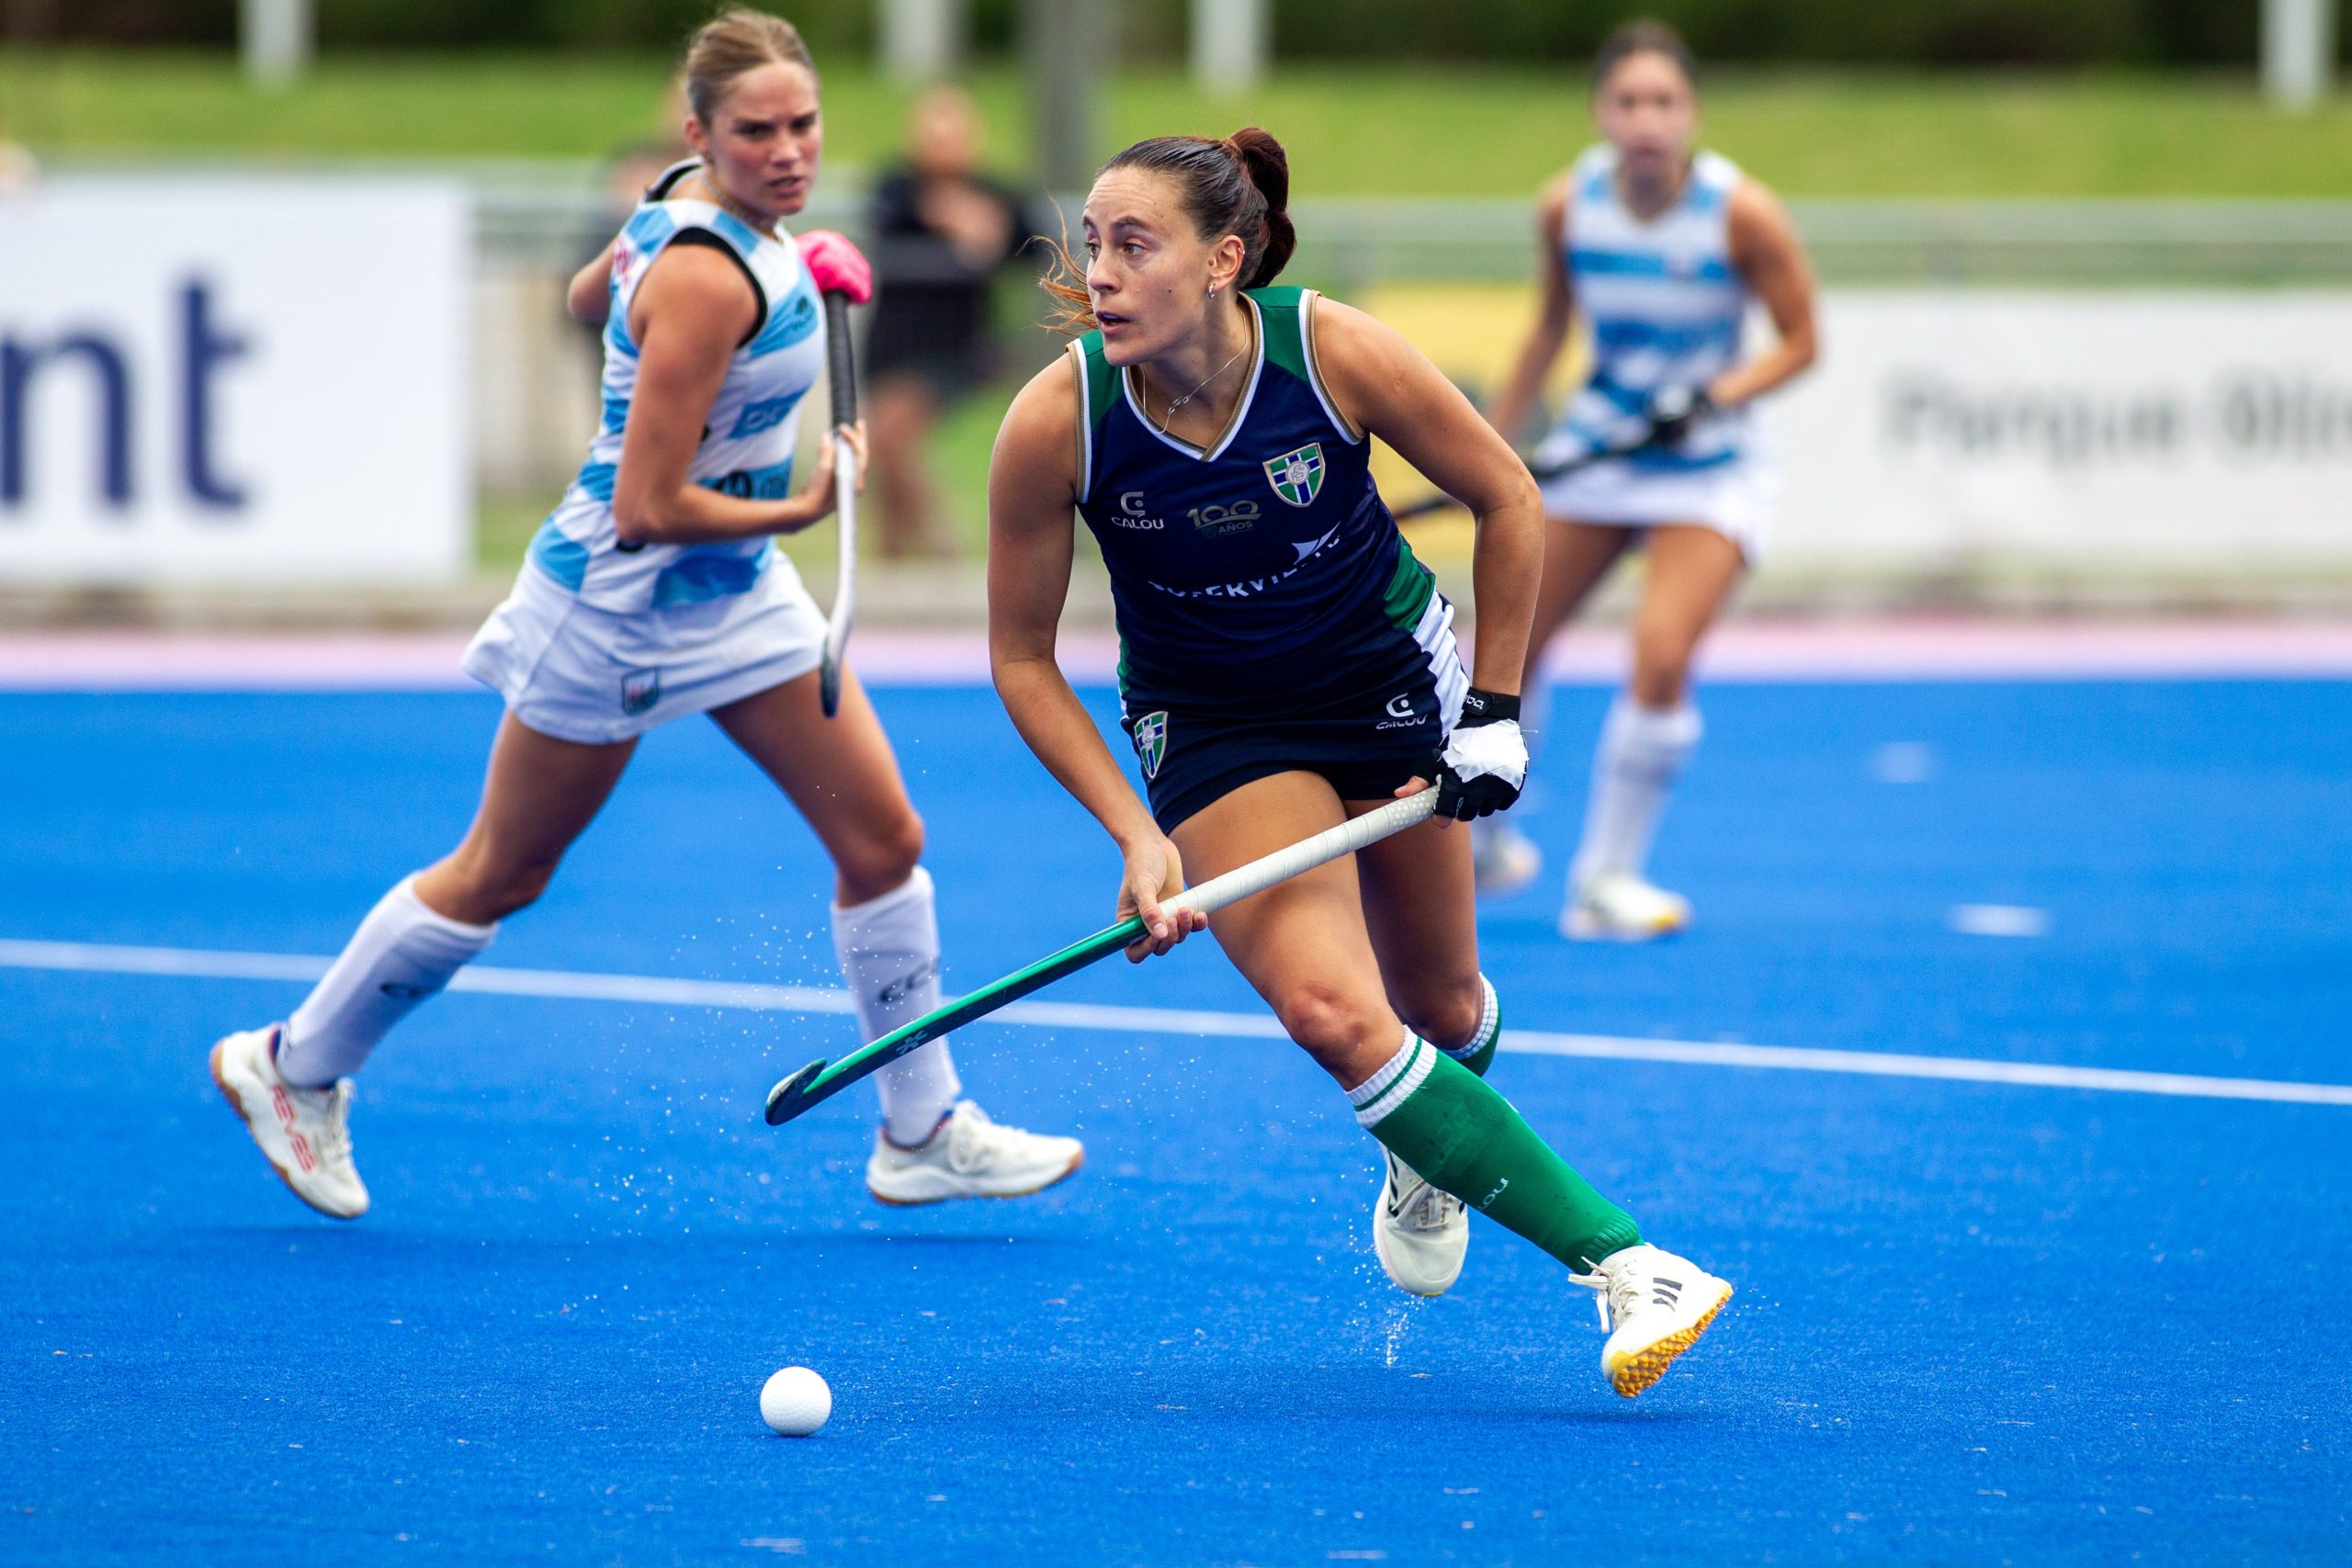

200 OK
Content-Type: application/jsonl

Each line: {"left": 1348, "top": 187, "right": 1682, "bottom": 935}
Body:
{"left": 1433, "top": 688, "right": 1528, "bottom": 822}
{"left": 1644, "top": 384, "right": 1713, "bottom": 447}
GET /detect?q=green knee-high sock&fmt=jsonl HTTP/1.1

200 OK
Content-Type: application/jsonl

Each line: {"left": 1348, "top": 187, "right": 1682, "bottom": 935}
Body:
{"left": 1351, "top": 1032, "right": 1640, "bottom": 1271}
{"left": 1434, "top": 974, "right": 1501, "bottom": 1078}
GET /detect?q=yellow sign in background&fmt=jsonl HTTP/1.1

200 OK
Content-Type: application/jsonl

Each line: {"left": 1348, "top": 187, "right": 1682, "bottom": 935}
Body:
{"left": 1359, "top": 282, "right": 1589, "bottom": 568}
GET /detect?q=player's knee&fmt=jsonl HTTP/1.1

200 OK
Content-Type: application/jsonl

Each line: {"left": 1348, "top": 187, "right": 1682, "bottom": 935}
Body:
{"left": 835, "top": 807, "right": 925, "bottom": 905}
{"left": 1400, "top": 978, "right": 1485, "bottom": 1055}
{"left": 1629, "top": 629, "right": 1692, "bottom": 707}
{"left": 1275, "top": 981, "right": 1385, "bottom": 1070}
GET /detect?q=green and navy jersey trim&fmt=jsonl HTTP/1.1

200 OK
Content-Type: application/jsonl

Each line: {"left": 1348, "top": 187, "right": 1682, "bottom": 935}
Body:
{"left": 1118, "top": 294, "right": 1266, "bottom": 464}
{"left": 1074, "top": 287, "right": 1359, "bottom": 505}
{"left": 1274, "top": 286, "right": 1363, "bottom": 443}
{"left": 1382, "top": 537, "right": 1437, "bottom": 631}
{"left": 1072, "top": 285, "right": 1456, "bottom": 720}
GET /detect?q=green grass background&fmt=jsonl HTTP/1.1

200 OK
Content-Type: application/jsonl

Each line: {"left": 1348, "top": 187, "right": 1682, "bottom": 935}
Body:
{"left": 9, "top": 52, "right": 2352, "bottom": 197}
{"left": 15, "top": 51, "right": 2346, "bottom": 569}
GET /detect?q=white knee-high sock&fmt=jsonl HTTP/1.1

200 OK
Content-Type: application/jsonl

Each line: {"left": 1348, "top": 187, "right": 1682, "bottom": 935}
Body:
{"left": 278, "top": 875, "right": 497, "bottom": 1087}
{"left": 1571, "top": 695, "right": 1702, "bottom": 887}
{"left": 831, "top": 865, "right": 961, "bottom": 1146}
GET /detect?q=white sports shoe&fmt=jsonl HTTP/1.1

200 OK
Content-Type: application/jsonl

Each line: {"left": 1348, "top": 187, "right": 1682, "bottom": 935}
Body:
{"left": 865, "top": 1100, "right": 1084, "bottom": 1206}
{"left": 1372, "top": 1149, "right": 1468, "bottom": 1296}
{"left": 1572, "top": 1243, "right": 1733, "bottom": 1397}
{"left": 1562, "top": 872, "right": 1691, "bottom": 942}
{"left": 209, "top": 1024, "right": 369, "bottom": 1220}
{"left": 1469, "top": 819, "right": 1544, "bottom": 897}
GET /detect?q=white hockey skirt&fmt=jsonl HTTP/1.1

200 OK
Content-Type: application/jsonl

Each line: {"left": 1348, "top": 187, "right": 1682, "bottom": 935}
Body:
{"left": 462, "top": 556, "right": 830, "bottom": 745}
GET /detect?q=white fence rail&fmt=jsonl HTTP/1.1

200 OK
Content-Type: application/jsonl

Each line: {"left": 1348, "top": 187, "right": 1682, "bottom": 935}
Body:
{"left": 11, "top": 165, "right": 2352, "bottom": 606}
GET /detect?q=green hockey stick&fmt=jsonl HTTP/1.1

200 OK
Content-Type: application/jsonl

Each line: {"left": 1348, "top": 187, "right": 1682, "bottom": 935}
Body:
{"left": 763, "top": 785, "right": 1441, "bottom": 1126}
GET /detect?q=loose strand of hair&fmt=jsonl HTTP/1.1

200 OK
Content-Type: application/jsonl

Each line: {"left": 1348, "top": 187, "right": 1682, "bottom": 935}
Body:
{"left": 1036, "top": 206, "right": 1097, "bottom": 336}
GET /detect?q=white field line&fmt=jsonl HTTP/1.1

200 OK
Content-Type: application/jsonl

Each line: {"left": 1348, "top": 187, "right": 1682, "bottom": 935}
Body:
{"left": 6, "top": 937, "right": 2349, "bottom": 1109}
{"left": 8, "top": 622, "right": 2352, "bottom": 691}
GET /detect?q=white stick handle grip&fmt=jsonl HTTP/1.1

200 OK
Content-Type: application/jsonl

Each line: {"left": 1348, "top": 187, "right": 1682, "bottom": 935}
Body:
{"left": 1163, "top": 786, "right": 1439, "bottom": 922}
{"left": 827, "top": 430, "right": 857, "bottom": 642}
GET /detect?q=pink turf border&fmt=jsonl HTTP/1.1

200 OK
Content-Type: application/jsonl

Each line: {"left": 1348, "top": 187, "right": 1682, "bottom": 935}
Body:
{"left": 3, "top": 620, "right": 2350, "bottom": 691}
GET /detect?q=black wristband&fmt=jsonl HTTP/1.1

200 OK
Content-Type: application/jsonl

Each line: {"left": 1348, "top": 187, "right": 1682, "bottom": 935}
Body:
{"left": 1456, "top": 687, "right": 1521, "bottom": 728}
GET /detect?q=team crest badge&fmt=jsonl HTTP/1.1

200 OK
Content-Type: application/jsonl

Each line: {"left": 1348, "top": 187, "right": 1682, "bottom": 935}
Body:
{"left": 620, "top": 669, "right": 662, "bottom": 716}
{"left": 1134, "top": 711, "right": 1170, "bottom": 779}
{"left": 1264, "top": 443, "right": 1325, "bottom": 507}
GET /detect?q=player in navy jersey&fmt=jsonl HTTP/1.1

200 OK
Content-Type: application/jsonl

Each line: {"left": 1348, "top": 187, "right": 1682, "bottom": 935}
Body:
{"left": 987, "top": 129, "right": 1733, "bottom": 1396}
{"left": 209, "top": 8, "right": 1080, "bottom": 1224}
{"left": 1478, "top": 19, "right": 1819, "bottom": 939}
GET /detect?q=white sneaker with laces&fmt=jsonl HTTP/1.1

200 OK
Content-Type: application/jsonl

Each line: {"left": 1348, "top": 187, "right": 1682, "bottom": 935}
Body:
{"left": 1470, "top": 819, "right": 1544, "bottom": 897}
{"left": 865, "top": 1100, "right": 1084, "bottom": 1206}
{"left": 1372, "top": 1149, "right": 1468, "bottom": 1296}
{"left": 209, "top": 1023, "right": 369, "bottom": 1220}
{"left": 1562, "top": 872, "right": 1691, "bottom": 942}
{"left": 1571, "top": 1242, "right": 1732, "bottom": 1397}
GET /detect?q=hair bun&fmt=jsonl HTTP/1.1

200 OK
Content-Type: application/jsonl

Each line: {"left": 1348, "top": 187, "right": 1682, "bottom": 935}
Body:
{"left": 1223, "top": 126, "right": 1295, "bottom": 288}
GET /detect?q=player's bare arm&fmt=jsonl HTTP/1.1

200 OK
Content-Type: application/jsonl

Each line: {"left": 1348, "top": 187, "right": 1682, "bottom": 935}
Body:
{"left": 1486, "top": 175, "right": 1576, "bottom": 444}
{"left": 567, "top": 237, "right": 620, "bottom": 324}
{"left": 612, "top": 242, "right": 865, "bottom": 547}
{"left": 987, "top": 357, "right": 1201, "bottom": 957}
{"left": 1313, "top": 296, "right": 1543, "bottom": 699}
{"left": 1711, "top": 178, "right": 1818, "bottom": 408}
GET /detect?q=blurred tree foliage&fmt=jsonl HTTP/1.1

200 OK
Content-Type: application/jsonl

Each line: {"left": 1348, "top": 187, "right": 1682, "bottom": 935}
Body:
{"left": 17, "top": 0, "right": 2296, "bottom": 68}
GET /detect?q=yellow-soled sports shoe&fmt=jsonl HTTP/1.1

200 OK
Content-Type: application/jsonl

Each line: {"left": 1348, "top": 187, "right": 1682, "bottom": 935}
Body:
{"left": 1562, "top": 873, "right": 1691, "bottom": 942}
{"left": 1573, "top": 1243, "right": 1733, "bottom": 1397}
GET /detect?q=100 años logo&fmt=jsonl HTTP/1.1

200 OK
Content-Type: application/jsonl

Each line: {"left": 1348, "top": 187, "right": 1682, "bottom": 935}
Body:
{"left": 1189, "top": 500, "right": 1259, "bottom": 536}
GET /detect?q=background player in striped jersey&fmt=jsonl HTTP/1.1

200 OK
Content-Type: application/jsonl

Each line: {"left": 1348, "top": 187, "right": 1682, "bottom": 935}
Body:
{"left": 1478, "top": 18, "right": 1819, "bottom": 940}
{"left": 209, "top": 8, "right": 1080, "bottom": 1221}
{"left": 986, "top": 128, "right": 1732, "bottom": 1396}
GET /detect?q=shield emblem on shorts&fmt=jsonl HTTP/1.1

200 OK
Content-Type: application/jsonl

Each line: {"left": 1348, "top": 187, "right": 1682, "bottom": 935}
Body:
{"left": 621, "top": 668, "right": 662, "bottom": 716}
{"left": 1264, "top": 443, "right": 1325, "bottom": 507}
{"left": 1134, "top": 711, "right": 1170, "bottom": 780}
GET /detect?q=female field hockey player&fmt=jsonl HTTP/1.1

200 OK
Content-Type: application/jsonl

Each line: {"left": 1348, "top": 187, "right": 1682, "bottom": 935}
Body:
{"left": 986, "top": 129, "right": 1731, "bottom": 1396}
{"left": 1476, "top": 18, "right": 1818, "bottom": 940}
{"left": 210, "top": 8, "right": 1080, "bottom": 1221}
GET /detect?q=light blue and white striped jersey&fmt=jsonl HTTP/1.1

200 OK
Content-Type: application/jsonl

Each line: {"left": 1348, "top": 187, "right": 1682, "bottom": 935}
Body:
{"left": 1546, "top": 144, "right": 1752, "bottom": 472}
{"left": 527, "top": 160, "right": 828, "bottom": 612}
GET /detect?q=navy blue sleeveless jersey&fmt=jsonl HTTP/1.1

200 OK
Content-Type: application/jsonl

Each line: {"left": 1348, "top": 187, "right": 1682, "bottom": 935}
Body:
{"left": 1074, "top": 287, "right": 1459, "bottom": 721}
{"left": 1070, "top": 287, "right": 1469, "bottom": 829}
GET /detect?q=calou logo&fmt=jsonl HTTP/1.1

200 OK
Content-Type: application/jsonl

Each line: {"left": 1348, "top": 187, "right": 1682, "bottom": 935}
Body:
{"left": 1111, "top": 491, "right": 1165, "bottom": 530}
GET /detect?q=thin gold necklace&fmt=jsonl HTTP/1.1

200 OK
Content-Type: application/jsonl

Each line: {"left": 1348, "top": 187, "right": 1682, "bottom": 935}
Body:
{"left": 1145, "top": 341, "right": 1249, "bottom": 436}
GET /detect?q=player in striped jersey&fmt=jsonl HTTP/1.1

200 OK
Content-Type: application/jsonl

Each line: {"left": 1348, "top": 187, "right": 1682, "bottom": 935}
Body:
{"left": 209, "top": 8, "right": 1080, "bottom": 1223}
{"left": 986, "top": 128, "right": 1731, "bottom": 1396}
{"left": 1479, "top": 19, "right": 1819, "bottom": 940}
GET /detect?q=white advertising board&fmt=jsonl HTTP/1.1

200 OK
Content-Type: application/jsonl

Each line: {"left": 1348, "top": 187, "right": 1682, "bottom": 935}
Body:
{"left": 0, "top": 176, "right": 470, "bottom": 583}
{"left": 1770, "top": 291, "right": 2352, "bottom": 570}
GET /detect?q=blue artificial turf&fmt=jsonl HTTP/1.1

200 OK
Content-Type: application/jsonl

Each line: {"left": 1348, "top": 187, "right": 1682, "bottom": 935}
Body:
{"left": 2, "top": 680, "right": 2346, "bottom": 1564}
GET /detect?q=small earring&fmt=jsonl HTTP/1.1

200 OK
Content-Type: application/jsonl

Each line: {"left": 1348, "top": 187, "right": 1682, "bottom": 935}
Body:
{"left": 1208, "top": 285, "right": 1218, "bottom": 297}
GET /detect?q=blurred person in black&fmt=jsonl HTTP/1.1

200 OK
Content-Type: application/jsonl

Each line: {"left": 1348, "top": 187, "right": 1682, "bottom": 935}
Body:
{"left": 865, "top": 85, "right": 1046, "bottom": 558}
